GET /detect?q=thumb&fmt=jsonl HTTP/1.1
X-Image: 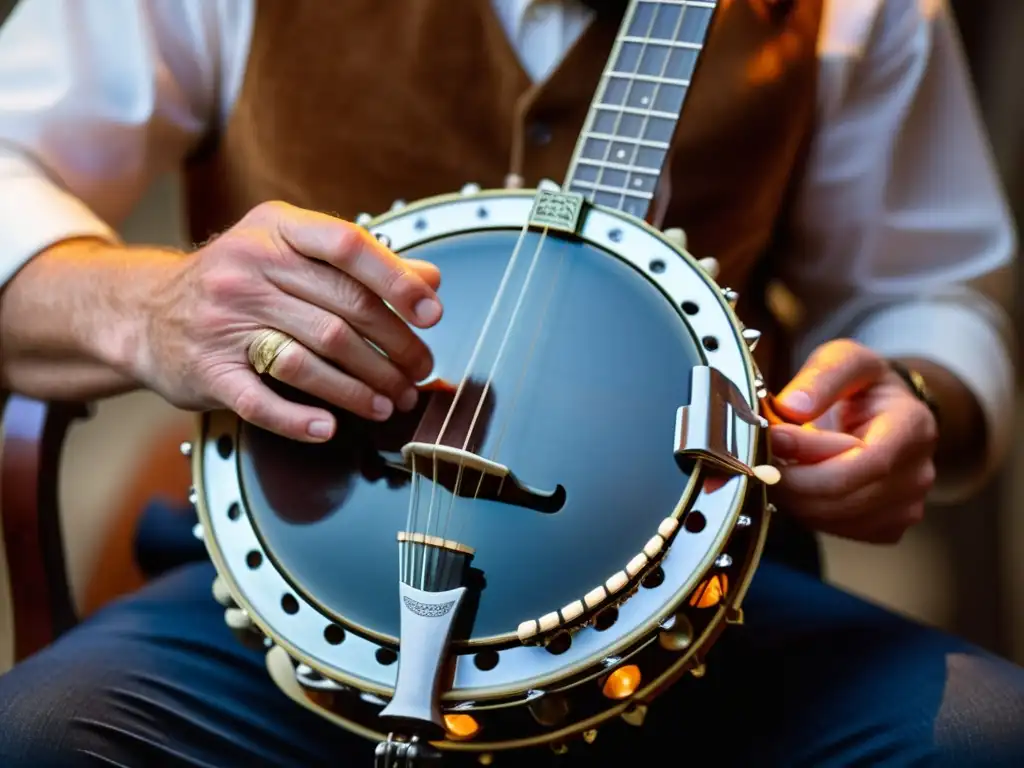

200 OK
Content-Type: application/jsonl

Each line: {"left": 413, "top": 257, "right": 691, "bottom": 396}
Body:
{"left": 775, "top": 340, "right": 887, "bottom": 422}
{"left": 770, "top": 424, "right": 863, "bottom": 464}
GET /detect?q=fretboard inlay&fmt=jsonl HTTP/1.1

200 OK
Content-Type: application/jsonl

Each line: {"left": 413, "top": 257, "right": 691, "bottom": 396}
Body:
{"left": 564, "top": 0, "right": 718, "bottom": 220}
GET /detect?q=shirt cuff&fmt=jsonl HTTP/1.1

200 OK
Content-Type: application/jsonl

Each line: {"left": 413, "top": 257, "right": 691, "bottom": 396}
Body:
{"left": 0, "top": 170, "right": 119, "bottom": 288}
{"left": 848, "top": 301, "right": 1015, "bottom": 504}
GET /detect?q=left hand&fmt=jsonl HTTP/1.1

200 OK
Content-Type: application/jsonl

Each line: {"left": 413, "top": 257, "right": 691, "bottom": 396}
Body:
{"left": 769, "top": 340, "right": 939, "bottom": 544}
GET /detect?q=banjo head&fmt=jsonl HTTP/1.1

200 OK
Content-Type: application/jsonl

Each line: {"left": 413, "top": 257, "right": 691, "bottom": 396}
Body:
{"left": 193, "top": 188, "right": 769, "bottom": 753}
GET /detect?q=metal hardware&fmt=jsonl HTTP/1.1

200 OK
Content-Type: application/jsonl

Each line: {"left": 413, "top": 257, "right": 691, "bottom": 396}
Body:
{"left": 374, "top": 734, "right": 441, "bottom": 768}
{"left": 179, "top": 441, "right": 192, "bottom": 457}
{"left": 742, "top": 328, "right": 762, "bottom": 351}
{"left": 674, "top": 366, "right": 768, "bottom": 477}
{"left": 528, "top": 189, "right": 585, "bottom": 234}
{"left": 356, "top": 212, "right": 373, "bottom": 226}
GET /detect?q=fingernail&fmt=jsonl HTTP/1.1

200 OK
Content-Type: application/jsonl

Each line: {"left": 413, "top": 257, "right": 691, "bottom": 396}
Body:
{"left": 414, "top": 297, "right": 442, "bottom": 325}
{"left": 397, "top": 387, "right": 419, "bottom": 411}
{"left": 779, "top": 390, "right": 813, "bottom": 413}
{"left": 307, "top": 420, "right": 334, "bottom": 440}
{"left": 770, "top": 429, "right": 795, "bottom": 455}
{"left": 372, "top": 395, "right": 394, "bottom": 419}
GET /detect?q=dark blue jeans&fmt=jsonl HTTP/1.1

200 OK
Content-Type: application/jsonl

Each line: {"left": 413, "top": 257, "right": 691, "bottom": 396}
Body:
{"left": 2, "top": 557, "right": 1024, "bottom": 766}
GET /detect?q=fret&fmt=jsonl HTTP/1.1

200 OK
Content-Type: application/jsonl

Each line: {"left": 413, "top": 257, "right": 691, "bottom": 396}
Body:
{"left": 569, "top": 180, "right": 655, "bottom": 200}
{"left": 582, "top": 132, "right": 670, "bottom": 151}
{"left": 618, "top": 36, "right": 701, "bottom": 49}
{"left": 564, "top": 0, "right": 719, "bottom": 220}
{"left": 574, "top": 158, "right": 661, "bottom": 177}
{"left": 605, "top": 72, "right": 692, "bottom": 87}
{"left": 594, "top": 104, "right": 678, "bottom": 121}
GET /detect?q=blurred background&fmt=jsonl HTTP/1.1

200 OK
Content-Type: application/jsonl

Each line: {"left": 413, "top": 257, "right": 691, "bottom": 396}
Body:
{"left": 0, "top": 0, "right": 1022, "bottom": 667}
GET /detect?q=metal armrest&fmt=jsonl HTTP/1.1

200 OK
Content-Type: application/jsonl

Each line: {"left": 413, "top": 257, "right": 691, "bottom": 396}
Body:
{"left": 0, "top": 393, "right": 92, "bottom": 662}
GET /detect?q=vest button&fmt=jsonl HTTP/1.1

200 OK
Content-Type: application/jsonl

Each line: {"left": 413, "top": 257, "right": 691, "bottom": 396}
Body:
{"left": 526, "top": 120, "right": 553, "bottom": 146}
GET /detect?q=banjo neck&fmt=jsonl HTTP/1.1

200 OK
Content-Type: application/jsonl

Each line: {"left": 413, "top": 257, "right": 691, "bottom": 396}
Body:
{"left": 563, "top": 0, "right": 719, "bottom": 221}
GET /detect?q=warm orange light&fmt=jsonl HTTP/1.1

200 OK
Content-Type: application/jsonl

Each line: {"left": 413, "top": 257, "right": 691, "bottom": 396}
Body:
{"left": 602, "top": 664, "right": 642, "bottom": 700}
{"left": 689, "top": 574, "right": 729, "bottom": 608}
{"left": 444, "top": 714, "right": 480, "bottom": 740}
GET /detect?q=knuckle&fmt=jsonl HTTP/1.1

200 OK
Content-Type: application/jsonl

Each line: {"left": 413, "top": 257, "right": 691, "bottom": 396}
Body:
{"left": 231, "top": 384, "right": 267, "bottom": 423}
{"left": 198, "top": 264, "right": 251, "bottom": 304}
{"left": 249, "top": 199, "right": 293, "bottom": 223}
{"left": 915, "top": 461, "right": 937, "bottom": 493}
{"left": 385, "top": 270, "right": 424, "bottom": 307}
{"left": 335, "top": 379, "right": 375, "bottom": 414}
{"left": 345, "top": 283, "right": 382, "bottom": 319}
{"left": 270, "top": 346, "right": 305, "bottom": 380}
{"left": 316, "top": 315, "right": 352, "bottom": 353}
{"left": 328, "top": 223, "right": 365, "bottom": 267}
{"left": 377, "top": 362, "right": 412, "bottom": 395}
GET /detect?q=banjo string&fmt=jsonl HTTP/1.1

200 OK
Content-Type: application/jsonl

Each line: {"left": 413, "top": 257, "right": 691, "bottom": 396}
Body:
{"left": 439, "top": 240, "right": 569, "bottom": 589}
{"left": 405, "top": 206, "right": 536, "bottom": 587}
{"left": 433, "top": 226, "right": 551, "bottom": 549}
{"left": 434, "top": 0, "right": 662, "bottom": 564}
{"left": 409, "top": 0, "right": 668, "bottom": 588}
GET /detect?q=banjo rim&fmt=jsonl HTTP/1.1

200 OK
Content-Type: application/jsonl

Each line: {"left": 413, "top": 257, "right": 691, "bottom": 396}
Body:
{"left": 193, "top": 187, "right": 765, "bottom": 707}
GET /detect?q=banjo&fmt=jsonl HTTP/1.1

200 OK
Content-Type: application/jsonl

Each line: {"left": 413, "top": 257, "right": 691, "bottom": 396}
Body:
{"left": 188, "top": 0, "right": 786, "bottom": 764}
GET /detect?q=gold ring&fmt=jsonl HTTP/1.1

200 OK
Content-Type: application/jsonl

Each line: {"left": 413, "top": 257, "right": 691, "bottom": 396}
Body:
{"left": 247, "top": 329, "right": 296, "bottom": 375}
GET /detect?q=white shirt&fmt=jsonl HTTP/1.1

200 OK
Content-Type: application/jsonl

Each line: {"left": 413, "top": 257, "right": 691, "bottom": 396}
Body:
{"left": 0, "top": 0, "right": 1015, "bottom": 502}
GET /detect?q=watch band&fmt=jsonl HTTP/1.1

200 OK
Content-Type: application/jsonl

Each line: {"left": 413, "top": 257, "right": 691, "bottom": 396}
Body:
{"left": 888, "top": 360, "right": 940, "bottom": 429}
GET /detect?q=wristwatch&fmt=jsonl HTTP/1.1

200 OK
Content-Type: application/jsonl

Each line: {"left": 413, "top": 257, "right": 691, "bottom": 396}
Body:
{"left": 888, "top": 360, "right": 940, "bottom": 429}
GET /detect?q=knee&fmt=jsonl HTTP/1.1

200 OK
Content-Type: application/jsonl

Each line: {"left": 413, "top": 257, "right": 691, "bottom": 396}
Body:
{"left": 0, "top": 639, "right": 141, "bottom": 767}
{"left": 0, "top": 662, "right": 83, "bottom": 766}
{"left": 934, "top": 653, "right": 1024, "bottom": 766}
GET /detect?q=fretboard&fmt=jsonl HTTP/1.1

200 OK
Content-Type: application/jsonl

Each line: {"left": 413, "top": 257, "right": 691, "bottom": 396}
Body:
{"left": 564, "top": 0, "right": 719, "bottom": 220}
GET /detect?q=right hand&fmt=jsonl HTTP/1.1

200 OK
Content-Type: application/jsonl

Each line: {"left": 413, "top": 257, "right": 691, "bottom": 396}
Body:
{"left": 136, "top": 201, "right": 443, "bottom": 442}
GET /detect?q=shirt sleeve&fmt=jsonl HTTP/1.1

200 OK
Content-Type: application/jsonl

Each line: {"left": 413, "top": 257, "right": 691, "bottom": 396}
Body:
{"left": 782, "top": 0, "right": 1017, "bottom": 503}
{"left": 0, "top": 0, "right": 245, "bottom": 287}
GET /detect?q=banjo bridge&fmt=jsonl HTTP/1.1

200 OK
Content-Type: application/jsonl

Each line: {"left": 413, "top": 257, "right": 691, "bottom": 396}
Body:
{"left": 394, "top": 442, "right": 566, "bottom": 514}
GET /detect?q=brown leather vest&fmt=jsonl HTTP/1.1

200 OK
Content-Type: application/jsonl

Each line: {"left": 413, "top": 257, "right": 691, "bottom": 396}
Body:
{"left": 184, "top": 0, "right": 824, "bottom": 387}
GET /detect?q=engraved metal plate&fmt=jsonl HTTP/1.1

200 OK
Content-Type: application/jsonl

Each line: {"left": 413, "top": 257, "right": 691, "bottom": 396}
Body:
{"left": 528, "top": 189, "right": 586, "bottom": 234}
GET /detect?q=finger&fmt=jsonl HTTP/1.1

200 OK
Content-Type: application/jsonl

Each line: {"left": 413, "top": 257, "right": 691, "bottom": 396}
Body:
{"left": 267, "top": 339, "right": 399, "bottom": 421}
{"left": 216, "top": 368, "right": 338, "bottom": 443}
{"left": 861, "top": 399, "right": 939, "bottom": 464}
{"left": 265, "top": 263, "right": 434, "bottom": 383}
{"left": 406, "top": 259, "right": 441, "bottom": 291}
{"left": 251, "top": 298, "right": 419, "bottom": 411}
{"left": 770, "top": 424, "right": 863, "bottom": 464}
{"left": 265, "top": 203, "right": 443, "bottom": 328}
{"left": 777, "top": 442, "right": 901, "bottom": 501}
{"left": 778, "top": 459, "right": 931, "bottom": 522}
{"left": 775, "top": 340, "right": 887, "bottom": 423}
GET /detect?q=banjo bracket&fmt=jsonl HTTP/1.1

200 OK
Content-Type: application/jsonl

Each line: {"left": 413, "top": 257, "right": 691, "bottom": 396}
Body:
{"left": 373, "top": 734, "right": 441, "bottom": 768}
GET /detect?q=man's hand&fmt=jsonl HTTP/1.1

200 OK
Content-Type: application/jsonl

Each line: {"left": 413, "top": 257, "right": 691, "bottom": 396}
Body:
{"left": 768, "top": 340, "right": 938, "bottom": 544}
{"left": 130, "top": 201, "right": 443, "bottom": 442}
